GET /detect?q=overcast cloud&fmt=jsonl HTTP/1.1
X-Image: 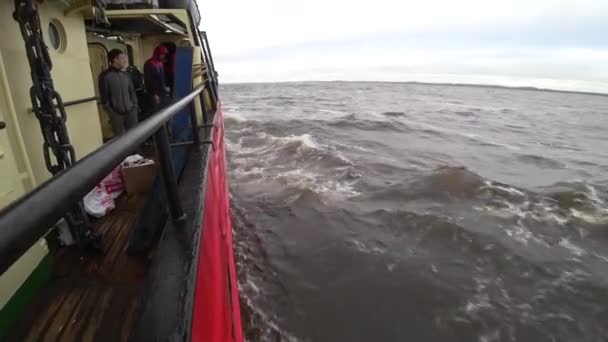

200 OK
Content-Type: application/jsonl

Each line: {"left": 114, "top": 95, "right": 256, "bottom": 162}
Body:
{"left": 197, "top": 0, "right": 608, "bottom": 93}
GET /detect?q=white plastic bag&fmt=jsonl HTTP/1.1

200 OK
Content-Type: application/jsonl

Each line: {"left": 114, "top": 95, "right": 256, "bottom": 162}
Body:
{"left": 83, "top": 186, "right": 115, "bottom": 218}
{"left": 122, "top": 154, "right": 144, "bottom": 167}
{"left": 82, "top": 155, "right": 145, "bottom": 218}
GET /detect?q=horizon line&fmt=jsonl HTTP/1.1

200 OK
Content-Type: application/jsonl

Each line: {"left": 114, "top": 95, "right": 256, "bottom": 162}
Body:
{"left": 220, "top": 80, "right": 608, "bottom": 97}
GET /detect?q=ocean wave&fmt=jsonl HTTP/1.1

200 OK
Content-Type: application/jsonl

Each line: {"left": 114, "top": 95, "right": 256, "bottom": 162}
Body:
{"left": 262, "top": 133, "right": 319, "bottom": 152}
{"left": 368, "top": 166, "right": 486, "bottom": 201}
{"left": 516, "top": 154, "right": 566, "bottom": 169}
{"left": 481, "top": 181, "right": 608, "bottom": 232}
{"left": 228, "top": 130, "right": 362, "bottom": 202}
{"left": 223, "top": 82, "right": 608, "bottom": 342}
{"left": 230, "top": 133, "right": 322, "bottom": 158}
{"left": 360, "top": 166, "right": 608, "bottom": 245}
{"left": 454, "top": 110, "right": 477, "bottom": 117}
{"left": 347, "top": 238, "right": 386, "bottom": 255}
{"left": 275, "top": 169, "right": 360, "bottom": 201}
{"left": 325, "top": 117, "right": 407, "bottom": 133}
{"left": 224, "top": 110, "right": 248, "bottom": 124}
{"left": 367, "top": 208, "right": 496, "bottom": 255}
{"left": 230, "top": 130, "right": 355, "bottom": 171}
{"left": 453, "top": 258, "right": 601, "bottom": 342}
{"left": 381, "top": 111, "right": 407, "bottom": 117}
{"left": 318, "top": 108, "right": 347, "bottom": 116}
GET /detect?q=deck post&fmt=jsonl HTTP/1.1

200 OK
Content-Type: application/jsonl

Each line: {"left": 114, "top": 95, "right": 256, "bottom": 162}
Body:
{"left": 189, "top": 100, "right": 201, "bottom": 147}
{"left": 199, "top": 92, "right": 209, "bottom": 124}
{"left": 154, "top": 125, "right": 187, "bottom": 223}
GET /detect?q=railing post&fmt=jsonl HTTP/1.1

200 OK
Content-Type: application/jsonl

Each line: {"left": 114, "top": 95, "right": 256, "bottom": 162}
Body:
{"left": 201, "top": 32, "right": 218, "bottom": 85}
{"left": 198, "top": 31, "right": 219, "bottom": 104}
{"left": 154, "top": 124, "right": 186, "bottom": 223}
{"left": 189, "top": 101, "right": 200, "bottom": 147}
{"left": 199, "top": 92, "right": 209, "bottom": 125}
{"left": 206, "top": 79, "right": 218, "bottom": 109}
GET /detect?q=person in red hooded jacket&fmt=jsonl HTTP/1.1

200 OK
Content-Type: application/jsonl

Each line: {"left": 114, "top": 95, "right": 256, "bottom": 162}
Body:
{"left": 143, "top": 45, "right": 170, "bottom": 112}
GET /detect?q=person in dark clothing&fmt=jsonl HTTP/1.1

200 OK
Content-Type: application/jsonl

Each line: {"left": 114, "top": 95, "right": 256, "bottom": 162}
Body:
{"left": 161, "top": 42, "right": 177, "bottom": 94}
{"left": 98, "top": 49, "right": 139, "bottom": 136}
{"left": 125, "top": 64, "right": 148, "bottom": 121}
{"left": 143, "top": 45, "right": 170, "bottom": 112}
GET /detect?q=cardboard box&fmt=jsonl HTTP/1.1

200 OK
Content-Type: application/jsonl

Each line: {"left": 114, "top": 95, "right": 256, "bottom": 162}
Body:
{"left": 122, "top": 160, "right": 157, "bottom": 195}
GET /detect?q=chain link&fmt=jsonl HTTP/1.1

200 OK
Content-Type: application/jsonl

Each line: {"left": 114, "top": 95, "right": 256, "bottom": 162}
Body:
{"left": 14, "top": 0, "right": 76, "bottom": 173}
{"left": 14, "top": 0, "right": 100, "bottom": 249}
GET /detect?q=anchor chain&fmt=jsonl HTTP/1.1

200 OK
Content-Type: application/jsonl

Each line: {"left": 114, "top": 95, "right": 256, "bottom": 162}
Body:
{"left": 13, "top": 0, "right": 100, "bottom": 250}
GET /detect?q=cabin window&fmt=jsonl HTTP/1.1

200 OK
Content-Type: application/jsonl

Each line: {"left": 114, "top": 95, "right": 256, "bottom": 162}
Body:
{"left": 48, "top": 20, "right": 66, "bottom": 52}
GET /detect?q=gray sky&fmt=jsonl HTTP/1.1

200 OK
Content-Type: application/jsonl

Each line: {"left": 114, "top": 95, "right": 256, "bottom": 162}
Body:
{"left": 197, "top": 0, "right": 608, "bottom": 93}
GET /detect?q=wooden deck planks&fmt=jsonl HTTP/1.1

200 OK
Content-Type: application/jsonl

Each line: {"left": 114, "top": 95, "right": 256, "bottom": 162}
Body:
{"left": 7, "top": 195, "right": 150, "bottom": 342}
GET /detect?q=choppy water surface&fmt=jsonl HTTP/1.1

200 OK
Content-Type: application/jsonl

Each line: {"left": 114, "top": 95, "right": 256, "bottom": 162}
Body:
{"left": 223, "top": 82, "right": 608, "bottom": 342}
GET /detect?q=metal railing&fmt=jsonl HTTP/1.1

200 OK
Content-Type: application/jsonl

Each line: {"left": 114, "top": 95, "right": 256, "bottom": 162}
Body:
{"left": 0, "top": 86, "right": 208, "bottom": 275}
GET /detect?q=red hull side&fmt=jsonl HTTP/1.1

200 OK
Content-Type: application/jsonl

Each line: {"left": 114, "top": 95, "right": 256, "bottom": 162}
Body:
{"left": 192, "top": 105, "right": 244, "bottom": 342}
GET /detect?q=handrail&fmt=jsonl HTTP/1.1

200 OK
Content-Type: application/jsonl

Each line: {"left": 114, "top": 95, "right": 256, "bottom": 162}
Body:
{"left": 63, "top": 96, "right": 99, "bottom": 107}
{"left": 28, "top": 96, "right": 99, "bottom": 113}
{"left": 0, "top": 86, "right": 204, "bottom": 275}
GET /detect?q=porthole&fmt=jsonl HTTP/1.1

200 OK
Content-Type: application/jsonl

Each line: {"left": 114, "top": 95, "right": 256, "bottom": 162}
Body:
{"left": 48, "top": 20, "right": 66, "bottom": 52}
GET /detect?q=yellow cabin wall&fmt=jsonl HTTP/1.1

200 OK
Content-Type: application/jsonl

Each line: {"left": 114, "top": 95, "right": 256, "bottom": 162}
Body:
{"left": 0, "top": 1, "right": 101, "bottom": 309}
{"left": 0, "top": 1, "right": 103, "bottom": 186}
{"left": 123, "top": 36, "right": 144, "bottom": 69}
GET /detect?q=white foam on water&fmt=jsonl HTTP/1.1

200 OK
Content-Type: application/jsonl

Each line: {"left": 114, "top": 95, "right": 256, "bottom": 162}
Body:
{"left": 233, "top": 167, "right": 265, "bottom": 178}
{"left": 223, "top": 110, "right": 248, "bottom": 123}
{"left": 477, "top": 181, "right": 608, "bottom": 229}
{"left": 481, "top": 181, "right": 526, "bottom": 198}
{"left": 245, "top": 278, "right": 260, "bottom": 294}
{"left": 558, "top": 238, "right": 586, "bottom": 256}
{"left": 223, "top": 104, "right": 240, "bottom": 110}
{"left": 478, "top": 329, "right": 501, "bottom": 342}
{"left": 254, "top": 132, "right": 355, "bottom": 167}
{"left": 318, "top": 108, "right": 346, "bottom": 115}
{"left": 316, "top": 180, "right": 360, "bottom": 198}
{"left": 464, "top": 277, "right": 493, "bottom": 314}
{"left": 551, "top": 268, "right": 591, "bottom": 292}
{"left": 462, "top": 132, "right": 480, "bottom": 139}
{"left": 275, "top": 169, "right": 360, "bottom": 199}
{"left": 592, "top": 253, "right": 608, "bottom": 263}
{"left": 268, "top": 133, "right": 319, "bottom": 152}
{"left": 541, "top": 312, "right": 576, "bottom": 323}
{"left": 505, "top": 225, "right": 534, "bottom": 245}
{"left": 480, "top": 198, "right": 568, "bottom": 229}
{"left": 565, "top": 184, "right": 608, "bottom": 224}
{"left": 569, "top": 208, "right": 608, "bottom": 225}
{"left": 348, "top": 238, "right": 385, "bottom": 255}
{"left": 328, "top": 138, "right": 372, "bottom": 153}
{"left": 584, "top": 184, "right": 604, "bottom": 205}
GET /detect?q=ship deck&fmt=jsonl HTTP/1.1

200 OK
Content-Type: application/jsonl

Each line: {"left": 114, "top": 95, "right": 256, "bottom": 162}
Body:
{"left": 6, "top": 195, "right": 148, "bottom": 342}
{"left": 6, "top": 144, "right": 211, "bottom": 342}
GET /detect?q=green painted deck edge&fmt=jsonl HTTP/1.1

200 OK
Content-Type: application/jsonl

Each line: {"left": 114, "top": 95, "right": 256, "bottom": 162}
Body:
{"left": 0, "top": 254, "right": 52, "bottom": 339}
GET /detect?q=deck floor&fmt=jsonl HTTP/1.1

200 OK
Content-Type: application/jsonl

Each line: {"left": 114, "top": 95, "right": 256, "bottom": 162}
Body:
{"left": 7, "top": 195, "right": 149, "bottom": 342}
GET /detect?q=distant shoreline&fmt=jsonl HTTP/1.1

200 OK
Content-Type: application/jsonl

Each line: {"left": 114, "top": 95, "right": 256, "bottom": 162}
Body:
{"left": 223, "top": 80, "right": 608, "bottom": 97}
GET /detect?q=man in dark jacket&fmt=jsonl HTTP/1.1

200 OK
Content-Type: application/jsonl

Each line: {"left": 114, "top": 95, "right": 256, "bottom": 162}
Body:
{"left": 98, "top": 49, "right": 139, "bottom": 136}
